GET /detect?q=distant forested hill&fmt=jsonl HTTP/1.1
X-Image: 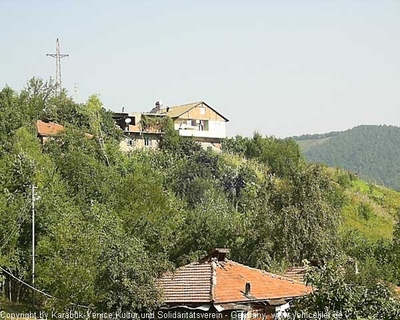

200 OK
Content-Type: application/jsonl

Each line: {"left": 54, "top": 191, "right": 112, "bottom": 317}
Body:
{"left": 294, "top": 125, "right": 400, "bottom": 190}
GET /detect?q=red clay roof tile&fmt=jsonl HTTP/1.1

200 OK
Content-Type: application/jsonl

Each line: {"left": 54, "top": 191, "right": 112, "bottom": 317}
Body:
{"left": 158, "top": 262, "right": 212, "bottom": 303}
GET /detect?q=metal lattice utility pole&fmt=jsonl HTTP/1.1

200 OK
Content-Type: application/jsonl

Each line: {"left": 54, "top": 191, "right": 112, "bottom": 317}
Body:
{"left": 46, "top": 38, "right": 69, "bottom": 93}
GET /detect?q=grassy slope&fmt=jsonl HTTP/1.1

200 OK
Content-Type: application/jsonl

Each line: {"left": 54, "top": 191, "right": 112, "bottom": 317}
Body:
{"left": 296, "top": 137, "right": 331, "bottom": 153}
{"left": 337, "top": 173, "right": 399, "bottom": 241}
{"left": 294, "top": 127, "right": 400, "bottom": 241}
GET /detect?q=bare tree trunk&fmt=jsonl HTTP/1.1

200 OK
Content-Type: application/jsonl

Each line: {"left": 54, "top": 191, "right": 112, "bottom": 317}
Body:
{"left": 8, "top": 277, "right": 12, "bottom": 302}
{"left": 16, "top": 282, "right": 21, "bottom": 302}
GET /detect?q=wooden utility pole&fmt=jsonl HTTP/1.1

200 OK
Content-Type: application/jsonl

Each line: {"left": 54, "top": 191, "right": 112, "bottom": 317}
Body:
{"left": 32, "top": 184, "right": 36, "bottom": 305}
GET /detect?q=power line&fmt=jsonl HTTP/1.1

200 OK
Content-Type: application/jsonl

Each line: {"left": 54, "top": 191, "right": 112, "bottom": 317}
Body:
{"left": 1, "top": 189, "right": 89, "bottom": 310}
{"left": 0, "top": 266, "right": 53, "bottom": 299}
{"left": 0, "top": 266, "right": 89, "bottom": 309}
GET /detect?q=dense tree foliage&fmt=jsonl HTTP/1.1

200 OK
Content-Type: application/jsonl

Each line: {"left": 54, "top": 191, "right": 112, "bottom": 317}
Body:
{"left": 222, "top": 133, "right": 304, "bottom": 177}
{"left": 0, "top": 79, "right": 399, "bottom": 316}
{"left": 290, "top": 258, "right": 400, "bottom": 319}
{"left": 297, "top": 125, "right": 400, "bottom": 190}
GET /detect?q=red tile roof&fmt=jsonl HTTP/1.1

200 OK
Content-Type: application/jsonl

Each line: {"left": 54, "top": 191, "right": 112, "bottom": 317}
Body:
{"left": 158, "top": 262, "right": 212, "bottom": 303}
{"left": 36, "top": 120, "right": 64, "bottom": 136}
{"left": 214, "top": 261, "right": 311, "bottom": 303}
{"left": 158, "top": 251, "right": 312, "bottom": 305}
{"left": 36, "top": 120, "right": 93, "bottom": 139}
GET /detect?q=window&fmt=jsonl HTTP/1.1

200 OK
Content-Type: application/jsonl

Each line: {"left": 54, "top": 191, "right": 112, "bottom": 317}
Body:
{"left": 201, "top": 120, "right": 209, "bottom": 131}
{"left": 144, "top": 137, "right": 151, "bottom": 147}
{"left": 200, "top": 107, "right": 206, "bottom": 115}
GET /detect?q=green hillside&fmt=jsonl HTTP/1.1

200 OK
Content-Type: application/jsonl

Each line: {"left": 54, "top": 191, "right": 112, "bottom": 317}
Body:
{"left": 0, "top": 80, "right": 399, "bottom": 316}
{"left": 331, "top": 169, "right": 399, "bottom": 241}
{"left": 295, "top": 125, "right": 400, "bottom": 191}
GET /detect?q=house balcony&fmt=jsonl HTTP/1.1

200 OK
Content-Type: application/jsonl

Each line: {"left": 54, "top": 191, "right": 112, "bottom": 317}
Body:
{"left": 177, "top": 128, "right": 225, "bottom": 139}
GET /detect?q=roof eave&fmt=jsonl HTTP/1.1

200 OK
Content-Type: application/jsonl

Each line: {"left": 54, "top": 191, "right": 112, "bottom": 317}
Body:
{"left": 213, "top": 293, "right": 309, "bottom": 305}
{"left": 200, "top": 101, "right": 229, "bottom": 122}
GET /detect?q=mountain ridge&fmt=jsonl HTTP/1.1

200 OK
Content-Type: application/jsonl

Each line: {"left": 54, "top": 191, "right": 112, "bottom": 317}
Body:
{"left": 293, "top": 124, "right": 400, "bottom": 190}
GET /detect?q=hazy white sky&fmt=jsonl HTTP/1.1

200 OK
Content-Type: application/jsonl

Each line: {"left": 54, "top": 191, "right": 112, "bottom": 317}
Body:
{"left": 1, "top": 0, "right": 399, "bottom": 137}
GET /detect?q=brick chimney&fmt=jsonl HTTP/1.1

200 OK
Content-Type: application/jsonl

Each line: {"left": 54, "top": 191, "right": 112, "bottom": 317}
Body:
{"left": 208, "top": 248, "right": 230, "bottom": 261}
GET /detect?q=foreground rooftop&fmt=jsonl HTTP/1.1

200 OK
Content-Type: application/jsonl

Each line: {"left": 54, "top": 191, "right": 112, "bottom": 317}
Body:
{"left": 158, "top": 249, "right": 312, "bottom": 306}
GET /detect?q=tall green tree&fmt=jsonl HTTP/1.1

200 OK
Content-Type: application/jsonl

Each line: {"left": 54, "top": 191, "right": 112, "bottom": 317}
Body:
{"left": 291, "top": 259, "right": 400, "bottom": 319}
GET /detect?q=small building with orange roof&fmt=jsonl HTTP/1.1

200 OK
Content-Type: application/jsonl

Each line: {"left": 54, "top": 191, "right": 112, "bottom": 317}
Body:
{"left": 36, "top": 120, "right": 65, "bottom": 144}
{"left": 157, "top": 248, "right": 312, "bottom": 320}
{"left": 36, "top": 119, "right": 93, "bottom": 144}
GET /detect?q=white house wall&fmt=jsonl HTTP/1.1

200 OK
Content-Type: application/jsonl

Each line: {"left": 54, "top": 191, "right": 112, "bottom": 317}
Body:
{"left": 177, "top": 120, "right": 226, "bottom": 139}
